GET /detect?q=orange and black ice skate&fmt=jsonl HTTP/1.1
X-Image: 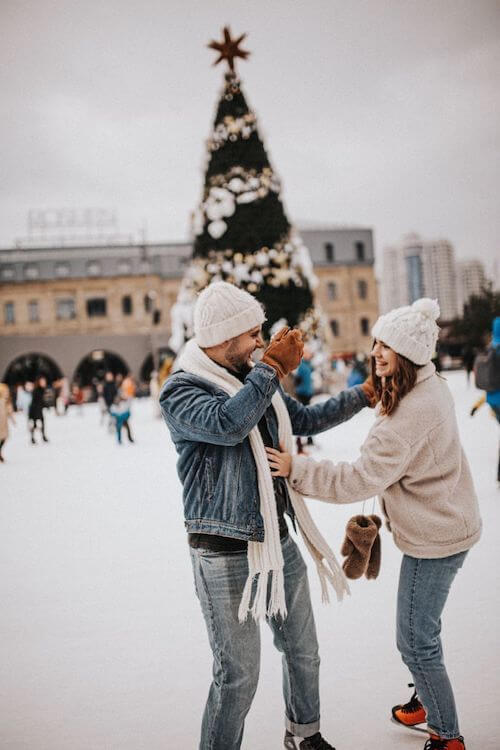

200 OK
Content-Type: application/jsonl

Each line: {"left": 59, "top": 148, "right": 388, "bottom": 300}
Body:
{"left": 391, "top": 683, "right": 427, "bottom": 733}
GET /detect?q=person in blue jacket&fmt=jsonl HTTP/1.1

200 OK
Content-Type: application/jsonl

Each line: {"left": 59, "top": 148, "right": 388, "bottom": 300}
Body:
{"left": 470, "top": 316, "right": 500, "bottom": 481}
{"left": 295, "top": 348, "right": 315, "bottom": 453}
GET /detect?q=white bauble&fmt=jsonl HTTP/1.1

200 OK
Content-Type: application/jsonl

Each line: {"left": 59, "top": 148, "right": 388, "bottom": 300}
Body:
{"left": 233, "top": 263, "right": 250, "bottom": 282}
{"left": 228, "top": 177, "right": 246, "bottom": 193}
{"left": 207, "top": 220, "right": 227, "bottom": 239}
{"left": 251, "top": 270, "right": 263, "bottom": 283}
{"left": 236, "top": 190, "right": 259, "bottom": 204}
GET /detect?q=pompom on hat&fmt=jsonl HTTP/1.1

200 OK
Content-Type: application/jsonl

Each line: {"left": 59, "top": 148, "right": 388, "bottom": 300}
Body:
{"left": 194, "top": 281, "right": 266, "bottom": 347}
{"left": 371, "top": 298, "right": 440, "bottom": 365}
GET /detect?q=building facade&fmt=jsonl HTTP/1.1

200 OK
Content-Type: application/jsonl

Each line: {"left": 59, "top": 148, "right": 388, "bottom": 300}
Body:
{"left": 381, "top": 233, "right": 458, "bottom": 321}
{"left": 0, "top": 228, "right": 378, "bottom": 384}
{"left": 457, "top": 259, "right": 487, "bottom": 313}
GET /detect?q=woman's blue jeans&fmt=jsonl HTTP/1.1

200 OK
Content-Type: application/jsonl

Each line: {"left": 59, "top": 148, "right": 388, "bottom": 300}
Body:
{"left": 396, "top": 551, "right": 468, "bottom": 739}
{"left": 190, "top": 534, "right": 320, "bottom": 750}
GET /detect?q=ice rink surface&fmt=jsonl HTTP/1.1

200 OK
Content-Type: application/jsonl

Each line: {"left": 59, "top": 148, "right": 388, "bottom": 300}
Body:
{"left": 1, "top": 371, "right": 499, "bottom": 750}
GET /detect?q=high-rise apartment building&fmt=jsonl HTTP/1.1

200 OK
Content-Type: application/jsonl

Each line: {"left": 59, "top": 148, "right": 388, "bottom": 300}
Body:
{"left": 381, "top": 233, "right": 458, "bottom": 321}
{"left": 457, "top": 259, "right": 487, "bottom": 313}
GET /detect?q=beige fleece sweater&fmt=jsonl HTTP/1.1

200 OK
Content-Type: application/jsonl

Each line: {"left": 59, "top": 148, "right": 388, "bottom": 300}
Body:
{"left": 289, "top": 362, "right": 482, "bottom": 558}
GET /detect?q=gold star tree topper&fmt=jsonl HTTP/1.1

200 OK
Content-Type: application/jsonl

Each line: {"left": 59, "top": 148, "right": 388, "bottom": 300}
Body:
{"left": 208, "top": 26, "right": 250, "bottom": 72}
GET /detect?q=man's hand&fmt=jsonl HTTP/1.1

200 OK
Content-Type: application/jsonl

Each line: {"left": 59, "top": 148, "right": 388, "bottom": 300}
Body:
{"left": 360, "top": 376, "right": 378, "bottom": 408}
{"left": 266, "top": 447, "right": 292, "bottom": 477}
{"left": 261, "top": 328, "right": 304, "bottom": 379}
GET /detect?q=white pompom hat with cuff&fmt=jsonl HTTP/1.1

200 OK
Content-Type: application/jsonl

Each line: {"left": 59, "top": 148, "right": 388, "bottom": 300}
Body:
{"left": 371, "top": 298, "right": 440, "bottom": 365}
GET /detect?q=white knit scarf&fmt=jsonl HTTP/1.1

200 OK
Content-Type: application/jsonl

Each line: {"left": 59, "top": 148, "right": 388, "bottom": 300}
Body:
{"left": 177, "top": 339, "right": 350, "bottom": 622}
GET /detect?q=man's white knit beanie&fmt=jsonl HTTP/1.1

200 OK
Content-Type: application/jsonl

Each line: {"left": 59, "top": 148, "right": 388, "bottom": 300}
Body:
{"left": 194, "top": 281, "right": 266, "bottom": 347}
{"left": 371, "top": 298, "right": 440, "bottom": 365}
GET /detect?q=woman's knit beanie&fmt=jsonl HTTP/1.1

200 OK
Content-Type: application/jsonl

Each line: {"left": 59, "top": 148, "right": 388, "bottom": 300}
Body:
{"left": 194, "top": 281, "right": 266, "bottom": 347}
{"left": 371, "top": 298, "right": 440, "bottom": 365}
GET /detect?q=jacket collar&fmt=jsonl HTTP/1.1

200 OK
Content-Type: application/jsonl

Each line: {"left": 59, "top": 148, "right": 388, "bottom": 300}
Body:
{"left": 416, "top": 361, "right": 436, "bottom": 384}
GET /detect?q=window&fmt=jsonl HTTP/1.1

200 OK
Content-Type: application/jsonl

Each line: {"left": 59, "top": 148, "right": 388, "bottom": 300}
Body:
{"left": 360, "top": 317, "right": 370, "bottom": 336}
{"left": 406, "top": 254, "right": 424, "bottom": 303}
{"left": 86, "top": 297, "right": 107, "bottom": 317}
{"left": 4, "top": 301, "right": 15, "bottom": 325}
{"left": 139, "top": 259, "right": 151, "bottom": 274}
{"left": 355, "top": 242, "right": 365, "bottom": 262}
{"left": 357, "top": 279, "right": 368, "bottom": 299}
{"left": 327, "top": 282, "right": 337, "bottom": 301}
{"left": 57, "top": 298, "right": 76, "bottom": 320}
{"left": 324, "top": 242, "right": 335, "bottom": 262}
{"left": 122, "top": 295, "right": 133, "bottom": 315}
{"left": 1, "top": 266, "right": 15, "bottom": 280}
{"left": 87, "top": 261, "right": 102, "bottom": 276}
{"left": 55, "top": 263, "right": 70, "bottom": 278}
{"left": 28, "top": 300, "right": 39, "bottom": 322}
{"left": 330, "top": 319, "right": 339, "bottom": 337}
{"left": 24, "top": 264, "right": 39, "bottom": 279}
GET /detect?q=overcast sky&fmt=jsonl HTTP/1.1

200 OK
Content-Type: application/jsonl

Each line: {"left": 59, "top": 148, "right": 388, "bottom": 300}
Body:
{"left": 1, "top": 0, "right": 499, "bottom": 274}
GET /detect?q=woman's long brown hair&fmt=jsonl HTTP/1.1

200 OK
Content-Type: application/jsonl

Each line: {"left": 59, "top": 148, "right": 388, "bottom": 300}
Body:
{"left": 371, "top": 346, "right": 419, "bottom": 417}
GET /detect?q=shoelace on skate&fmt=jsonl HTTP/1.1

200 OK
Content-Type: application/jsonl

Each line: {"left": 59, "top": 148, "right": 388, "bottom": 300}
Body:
{"left": 400, "top": 682, "right": 422, "bottom": 713}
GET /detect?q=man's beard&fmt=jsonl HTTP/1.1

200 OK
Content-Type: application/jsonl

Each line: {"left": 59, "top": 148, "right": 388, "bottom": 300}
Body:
{"left": 226, "top": 344, "right": 252, "bottom": 375}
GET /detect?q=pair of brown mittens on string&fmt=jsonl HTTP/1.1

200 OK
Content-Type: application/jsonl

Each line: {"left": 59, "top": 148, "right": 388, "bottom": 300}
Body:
{"left": 340, "top": 514, "right": 382, "bottom": 580}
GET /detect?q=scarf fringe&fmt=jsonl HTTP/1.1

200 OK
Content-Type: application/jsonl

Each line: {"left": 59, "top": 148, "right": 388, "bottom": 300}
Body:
{"left": 237, "top": 569, "right": 287, "bottom": 623}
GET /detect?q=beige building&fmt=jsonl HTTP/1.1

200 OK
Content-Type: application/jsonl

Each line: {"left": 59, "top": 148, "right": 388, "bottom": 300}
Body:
{"left": 0, "top": 228, "right": 378, "bottom": 384}
{"left": 302, "top": 227, "right": 379, "bottom": 355}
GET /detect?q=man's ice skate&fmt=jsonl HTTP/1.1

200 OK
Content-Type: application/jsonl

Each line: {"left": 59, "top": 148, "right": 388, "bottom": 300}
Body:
{"left": 391, "top": 683, "right": 428, "bottom": 733}
{"left": 284, "top": 730, "right": 336, "bottom": 749}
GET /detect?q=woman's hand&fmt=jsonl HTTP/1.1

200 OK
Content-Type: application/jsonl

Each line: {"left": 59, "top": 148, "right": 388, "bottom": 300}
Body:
{"left": 266, "top": 447, "right": 292, "bottom": 477}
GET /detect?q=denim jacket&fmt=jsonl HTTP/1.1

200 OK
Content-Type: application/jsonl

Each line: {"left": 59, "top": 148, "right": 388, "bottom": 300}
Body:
{"left": 160, "top": 361, "right": 369, "bottom": 542}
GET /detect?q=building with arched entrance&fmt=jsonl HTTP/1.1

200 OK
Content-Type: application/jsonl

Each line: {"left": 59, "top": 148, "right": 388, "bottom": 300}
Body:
{"left": 0, "top": 230, "right": 378, "bottom": 385}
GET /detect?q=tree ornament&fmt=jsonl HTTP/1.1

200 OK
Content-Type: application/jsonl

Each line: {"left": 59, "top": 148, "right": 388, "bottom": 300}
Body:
{"left": 208, "top": 26, "right": 250, "bottom": 73}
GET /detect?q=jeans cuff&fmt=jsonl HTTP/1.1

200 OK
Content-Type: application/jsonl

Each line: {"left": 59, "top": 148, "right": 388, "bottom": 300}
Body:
{"left": 428, "top": 726, "right": 461, "bottom": 741}
{"left": 285, "top": 717, "right": 320, "bottom": 738}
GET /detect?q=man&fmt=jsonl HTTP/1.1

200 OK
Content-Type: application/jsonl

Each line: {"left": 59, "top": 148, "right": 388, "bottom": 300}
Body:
{"left": 160, "top": 282, "right": 374, "bottom": 750}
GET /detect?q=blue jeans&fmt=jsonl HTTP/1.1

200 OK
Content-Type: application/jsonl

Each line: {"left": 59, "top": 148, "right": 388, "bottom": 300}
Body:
{"left": 190, "top": 534, "right": 320, "bottom": 750}
{"left": 396, "top": 551, "right": 468, "bottom": 739}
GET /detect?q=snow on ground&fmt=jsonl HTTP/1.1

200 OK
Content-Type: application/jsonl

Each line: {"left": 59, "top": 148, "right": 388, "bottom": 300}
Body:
{"left": 1, "top": 371, "right": 498, "bottom": 750}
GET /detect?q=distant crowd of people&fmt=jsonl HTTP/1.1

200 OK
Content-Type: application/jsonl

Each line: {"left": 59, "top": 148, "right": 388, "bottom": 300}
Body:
{"left": 1, "top": 326, "right": 499, "bottom": 471}
{"left": 0, "top": 370, "right": 161, "bottom": 460}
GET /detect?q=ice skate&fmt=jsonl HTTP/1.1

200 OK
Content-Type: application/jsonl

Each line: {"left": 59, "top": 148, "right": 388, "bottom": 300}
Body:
{"left": 284, "top": 731, "right": 335, "bottom": 749}
{"left": 391, "top": 683, "right": 428, "bottom": 733}
{"left": 423, "top": 735, "right": 465, "bottom": 750}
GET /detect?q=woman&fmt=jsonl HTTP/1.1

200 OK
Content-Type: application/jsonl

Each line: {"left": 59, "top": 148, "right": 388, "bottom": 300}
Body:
{"left": 0, "top": 383, "right": 15, "bottom": 462}
{"left": 266, "top": 298, "right": 481, "bottom": 750}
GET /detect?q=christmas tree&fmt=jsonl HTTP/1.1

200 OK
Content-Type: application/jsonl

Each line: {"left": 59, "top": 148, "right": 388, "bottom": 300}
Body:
{"left": 169, "top": 27, "right": 319, "bottom": 352}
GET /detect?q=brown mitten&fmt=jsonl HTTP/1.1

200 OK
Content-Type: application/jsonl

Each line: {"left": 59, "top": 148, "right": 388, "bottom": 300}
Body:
{"left": 340, "top": 515, "right": 379, "bottom": 579}
{"left": 365, "top": 514, "right": 382, "bottom": 580}
{"left": 261, "top": 328, "right": 304, "bottom": 379}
